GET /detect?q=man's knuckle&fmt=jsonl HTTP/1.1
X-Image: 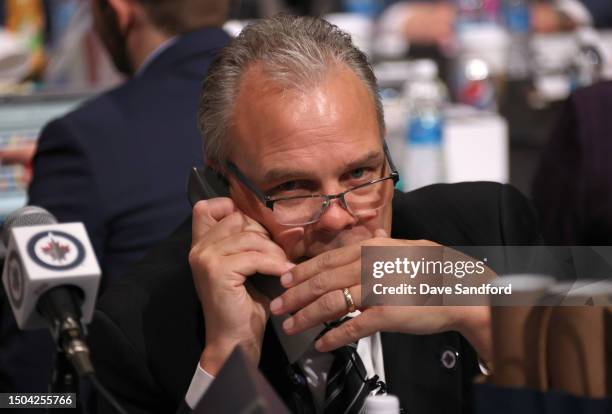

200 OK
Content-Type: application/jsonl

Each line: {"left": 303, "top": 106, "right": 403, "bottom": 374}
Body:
{"left": 242, "top": 231, "right": 262, "bottom": 245}
{"left": 188, "top": 249, "right": 199, "bottom": 268}
{"left": 244, "top": 250, "right": 260, "bottom": 263}
{"left": 343, "top": 320, "right": 360, "bottom": 341}
{"left": 225, "top": 212, "right": 243, "bottom": 228}
{"left": 189, "top": 247, "right": 217, "bottom": 273}
{"left": 193, "top": 200, "right": 209, "bottom": 216}
{"left": 206, "top": 255, "right": 220, "bottom": 272}
{"left": 309, "top": 274, "right": 327, "bottom": 296}
{"left": 317, "top": 251, "right": 333, "bottom": 271}
{"left": 295, "top": 310, "right": 309, "bottom": 326}
{"left": 235, "top": 212, "right": 248, "bottom": 227}
{"left": 253, "top": 252, "right": 274, "bottom": 269}
{"left": 188, "top": 248, "right": 206, "bottom": 267}
{"left": 321, "top": 293, "right": 336, "bottom": 314}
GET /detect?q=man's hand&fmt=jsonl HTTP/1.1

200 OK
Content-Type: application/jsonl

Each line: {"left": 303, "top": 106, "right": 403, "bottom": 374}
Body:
{"left": 189, "top": 199, "right": 294, "bottom": 375}
{"left": 0, "top": 143, "right": 36, "bottom": 185}
{"left": 0, "top": 143, "right": 36, "bottom": 165}
{"left": 531, "top": 4, "right": 576, "bottom": 33}
{"left": 400, "top": 3, "right": 455, "bottom": 47}
{"left": 270, "top": 234, "right": 492, "bottom": 362}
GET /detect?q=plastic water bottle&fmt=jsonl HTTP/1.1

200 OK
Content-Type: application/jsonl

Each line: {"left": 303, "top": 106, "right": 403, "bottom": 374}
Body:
{"left": 455, "top": 0, "right": 483, "bottom": 32}
{"left": 365, "top": 394, "right": 400, "bottom": 413}
{"left": 570, "top": 28, "right": 604, "bottom": 89}
{"left": 456, "top": 57, "right": 497, "bottom": 111}
{"left": 453, "top": 0, "right": 504, "bottom": 110}
{"left": 402, "top": 60, "right": 445, "bottom": 192}
{"left": 342, "top": 0, "right": 382, "bottom": 17}
{"left": 503, "top": 0, "right": 532, "bottom": 80}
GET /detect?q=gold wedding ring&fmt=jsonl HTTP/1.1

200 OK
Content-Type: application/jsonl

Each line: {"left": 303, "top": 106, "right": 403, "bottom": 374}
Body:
{"left": 342, "top": 288, "right": 356, "bottom": 313}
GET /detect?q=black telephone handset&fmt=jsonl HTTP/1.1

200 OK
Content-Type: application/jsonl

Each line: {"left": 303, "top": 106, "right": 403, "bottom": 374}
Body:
{"left": 188, "top": 166, "right": 231, "bottom": 204}
{"left": 187, "top": 167, "right": 323, "bottom": 362}
{"left": 187, "top": 167, "right": 286, "bottom": 299}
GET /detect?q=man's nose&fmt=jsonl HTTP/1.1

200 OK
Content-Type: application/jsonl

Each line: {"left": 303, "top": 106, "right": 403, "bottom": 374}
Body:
{"left": 314, "top": 197, "right": 358, "bottom": 232}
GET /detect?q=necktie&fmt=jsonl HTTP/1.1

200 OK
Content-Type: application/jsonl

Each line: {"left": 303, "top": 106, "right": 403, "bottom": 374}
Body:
{"left": 323, "top": 342, "right": 378, "bottom": 414}
{"left": 287, "top": 362, "right": 317, "bottom": 414}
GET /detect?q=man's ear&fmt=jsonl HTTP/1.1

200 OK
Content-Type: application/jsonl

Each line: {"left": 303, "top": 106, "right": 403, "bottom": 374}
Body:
{"left": 205, "top": 159, "right": 225, "bottom": 176}
{"left": 106, "top": 0, "right": 135, "bottom": 33}
{"left": 205, "top": 158, "right": 218, "bottom": 169}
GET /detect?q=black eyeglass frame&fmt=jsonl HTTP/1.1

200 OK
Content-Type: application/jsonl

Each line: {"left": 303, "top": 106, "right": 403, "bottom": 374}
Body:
{"left": 225, "top": 142, "right": 400, "bottom": 221}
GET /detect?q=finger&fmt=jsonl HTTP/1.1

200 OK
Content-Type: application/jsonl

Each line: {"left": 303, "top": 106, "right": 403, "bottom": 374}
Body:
{"left": 282, "top": 286, "right": 361, "bottom": 335}
{"left": 241, "top": 214, "right": 273, "bottom": 236}
{"left": 223, "top": 252, "right": 295, "bottom": 281}
{"left": 314, "top": 310, "right": 381, "bottom": 352}
{"left": 194, "top": 210, "right": 270, "bottom": 250}
{"left": 271, "top": 261, "right": 359, "bottom": 315}
{"left": 282, "top": 244, "right": 360, "bottom": 288}
{"left": 216, "top": 231, "right": 287, "bottom": 261}
{"left": 192, "top": 198, "right": 237, "bottom": 242}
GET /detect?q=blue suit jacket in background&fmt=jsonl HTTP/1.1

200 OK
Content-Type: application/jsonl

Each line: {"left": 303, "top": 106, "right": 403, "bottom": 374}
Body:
{"left": 0, "top": 27, "right": 230, "bottom": 395}
{"left": 29, "top": 27, "right": 230, "bottom": 287}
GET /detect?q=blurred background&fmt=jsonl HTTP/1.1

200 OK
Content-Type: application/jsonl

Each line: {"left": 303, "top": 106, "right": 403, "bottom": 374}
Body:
{"left": 0, "top": 0, "right": 610, "bottom": 233}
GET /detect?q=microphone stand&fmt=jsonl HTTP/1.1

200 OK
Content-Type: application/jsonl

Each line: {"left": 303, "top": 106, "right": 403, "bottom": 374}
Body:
{"left": 40, "top": 287, "right": 92, "bottom": 414}
{"left": 50, "top": 350, "right": 83, "bottom": 414}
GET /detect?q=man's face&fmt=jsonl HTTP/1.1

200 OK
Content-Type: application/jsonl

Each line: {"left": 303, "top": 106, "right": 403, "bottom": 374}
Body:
{"left": 227, "top": 64, "right": 393, "bottom": 262}
{"left": 91, "top": 0, "right": 134, "bottom": 76}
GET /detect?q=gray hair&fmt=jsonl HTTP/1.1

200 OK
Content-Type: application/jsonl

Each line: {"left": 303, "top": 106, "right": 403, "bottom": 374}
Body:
{"left": 198, "top": 14, "right": 385, "bottom": 164}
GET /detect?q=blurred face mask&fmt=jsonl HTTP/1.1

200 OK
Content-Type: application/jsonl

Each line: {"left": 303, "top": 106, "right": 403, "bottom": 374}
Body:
{"left": 92, "top": 0, "right": 134, "bottom": 76}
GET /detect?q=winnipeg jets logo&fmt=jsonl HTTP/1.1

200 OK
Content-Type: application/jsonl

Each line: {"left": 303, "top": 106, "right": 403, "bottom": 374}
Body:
{"left": 41, "top": 238, "right": 71, "bottom": 263}
{"left": 27, "top": 231, "right": 85, "bottom": 271}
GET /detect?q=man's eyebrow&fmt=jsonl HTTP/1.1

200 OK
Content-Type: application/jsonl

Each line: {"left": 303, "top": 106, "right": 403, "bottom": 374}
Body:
{"left": 261, "top": 151, "right": 383, "bottom": 183}
{"left": 344, "top": 151, "right": 384, "bottom": 171}
{"left": 262, "top": 168, "right": 310, "bottom": 184}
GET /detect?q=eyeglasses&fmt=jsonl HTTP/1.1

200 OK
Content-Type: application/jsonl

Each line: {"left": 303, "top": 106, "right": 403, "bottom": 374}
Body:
{"left": 226, "top": 142, "right": 400, "bottom": 226}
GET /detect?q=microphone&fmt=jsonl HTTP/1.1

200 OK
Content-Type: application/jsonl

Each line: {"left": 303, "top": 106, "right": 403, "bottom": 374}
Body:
{"left": 1, "top": 206, "right": 101, "bottom": 376}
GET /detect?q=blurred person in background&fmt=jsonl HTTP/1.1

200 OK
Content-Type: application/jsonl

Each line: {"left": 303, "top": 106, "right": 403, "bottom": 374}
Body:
{"left": 1, "top": 0, "right": 230, "bottom": 401}
{"left": 380, "top": 0, "right": 612, "bottom": 48}
{"left": 575, "top": 0, "right": 612, "bottom": 29}
{"left": 532, "top": 0, "right": 612, "bottom": 32}
{"left": 532, "top": 81, "right": 612, "bottom": 244}
{"left": 30, "top": 0, "right": 230, "bottom": 291}
{"left": 227, "top": 0, "right": 306, "bottom": 18}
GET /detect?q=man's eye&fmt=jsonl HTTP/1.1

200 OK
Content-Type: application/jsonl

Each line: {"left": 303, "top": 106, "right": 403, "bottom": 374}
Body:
{"left": 268, "top": 180, "right": 304, "bottom": 196}
{"left": 278, "top": 181, "right": 298, "bottom": 192}
{"left": 349, "top": 168, "right": 367, "bottom": 179}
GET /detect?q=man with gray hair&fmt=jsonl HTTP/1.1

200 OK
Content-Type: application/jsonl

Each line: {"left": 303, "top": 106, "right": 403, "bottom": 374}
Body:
{"left": 89, "top": 14, "right": 540, "bottom": 414}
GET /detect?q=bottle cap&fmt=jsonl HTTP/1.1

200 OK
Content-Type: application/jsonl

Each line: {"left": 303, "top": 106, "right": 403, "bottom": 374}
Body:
{"left": 410, "top": 59, "right": 438, "bottom": 80}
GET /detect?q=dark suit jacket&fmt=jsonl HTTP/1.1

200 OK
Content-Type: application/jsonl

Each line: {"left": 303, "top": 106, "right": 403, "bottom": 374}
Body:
{"left": 28, "top": 27, "right": 230, "bottom": 286}
{"left": 581, "top": 0, "right": 612, "bottom": 28}
{"left": 0, "top": 28, "right": 230, "bottom": 395}
{"left": 532, "top": 81, "right": 612, "bottom": 245}
{"left": 88, "top": 182, "right": 541, "bottom": 414}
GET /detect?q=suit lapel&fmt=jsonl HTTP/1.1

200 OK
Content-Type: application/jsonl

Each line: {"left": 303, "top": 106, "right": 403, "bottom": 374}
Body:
{"left": 381, "top": 332, "right": 413, "bottom": 409}
{"left": 381, "top": 331, "right": 471, "bottom": 414}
